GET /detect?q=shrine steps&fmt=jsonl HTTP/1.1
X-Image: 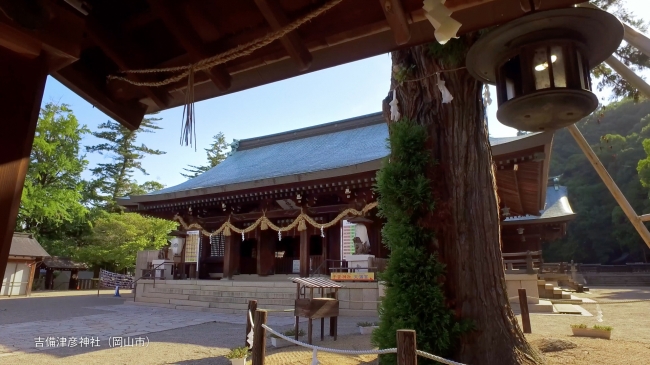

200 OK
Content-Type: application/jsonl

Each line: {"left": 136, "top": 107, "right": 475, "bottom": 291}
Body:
{"left": 133, "top": 279, "right": 379, "bottom": 317}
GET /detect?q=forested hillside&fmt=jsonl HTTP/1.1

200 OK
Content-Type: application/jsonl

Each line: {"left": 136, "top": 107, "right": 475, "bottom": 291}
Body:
{"left": 545, "top": 100, "right": 650, "bottom": 264}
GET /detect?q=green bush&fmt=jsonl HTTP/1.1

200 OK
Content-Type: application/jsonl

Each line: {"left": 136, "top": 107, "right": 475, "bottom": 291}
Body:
{"left": 593, "top": 325, "right": 613, "bottom": 331}
{"left": 269, "top": 328, "right": 305, "bottom": 338}
{"left": 371, "top": 119, "right": 469, "bottom": 364}
{"left": 225, "top": 346, "right": 249, "bottom": 359}
{"left": 570, "top": 324, "right": 587, "bottom": 329}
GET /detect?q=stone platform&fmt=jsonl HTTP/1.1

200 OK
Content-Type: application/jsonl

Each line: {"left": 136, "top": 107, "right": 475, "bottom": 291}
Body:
{"left": 133, "top": 279, "right": 379, "bottom": 316}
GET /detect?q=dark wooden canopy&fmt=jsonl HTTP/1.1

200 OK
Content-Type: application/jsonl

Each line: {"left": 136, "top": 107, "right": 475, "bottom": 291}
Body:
{"left": 1, "top": 0, "right": 580, "bottom": 130}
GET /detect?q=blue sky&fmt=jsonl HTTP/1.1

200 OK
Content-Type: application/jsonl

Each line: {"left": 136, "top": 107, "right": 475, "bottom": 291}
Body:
{"left": 41, "top": 0, "right": 648, "bottom": 191}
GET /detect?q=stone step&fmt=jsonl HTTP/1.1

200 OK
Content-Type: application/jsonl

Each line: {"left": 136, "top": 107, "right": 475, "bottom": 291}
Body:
{"left": 544, "top": 283, "right": 554, "bottom": 291}
{"left": 561, "top": 291, "right": 571, "bottom": 299}
{"left": 537, "top": 280, "right": 546, "bottom": 286}
{"left": 144, "top": 287, "right": 297, "bottom": 299}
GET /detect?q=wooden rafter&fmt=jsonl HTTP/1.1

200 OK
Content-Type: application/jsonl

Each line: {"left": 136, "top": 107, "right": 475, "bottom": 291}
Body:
{"left": 254, "top": 0, "right": 312, "bottom": 71}
{"left": 85, "top": 19, "right": 171, "bottom": 109}
{"left": 512, "top": 168, "right": 525, "bottom": 217}
{"left": 53, "top": 67, "right": 146, "bottom": 131}
{"left": 147, "top": 0, "right": 232, "bottom": 91}
{"left": 378, "top": 0, "right": 411, "bottom": 45}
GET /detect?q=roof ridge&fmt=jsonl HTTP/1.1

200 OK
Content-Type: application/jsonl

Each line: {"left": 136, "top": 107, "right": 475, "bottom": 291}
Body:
{"left": 237, "top": 112, "right": 384, "bottom": 151}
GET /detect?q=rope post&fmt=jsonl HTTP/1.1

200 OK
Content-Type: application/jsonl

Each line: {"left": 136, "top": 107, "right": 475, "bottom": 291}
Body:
{"left": 396, "top": 329, "right": 417, "bottom": 365}
{"left": 245, "top": 300, "right": 258, "bottom": 347}
{"left": 252, "top": 309, "right": 268, "bottom": 365}
{"left": 518, "top": 288, "right": 532, "bottom": 334}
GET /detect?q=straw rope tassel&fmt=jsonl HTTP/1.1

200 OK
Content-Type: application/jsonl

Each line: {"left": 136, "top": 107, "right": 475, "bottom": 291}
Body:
{"left": 298, "top": 218, "right": 307, "bottom": 231}
{"left": 261, "top": 217, "right": 269, "bottom": 230}
{"left": 179, "top": 65, "right": 197, "bottom": 150}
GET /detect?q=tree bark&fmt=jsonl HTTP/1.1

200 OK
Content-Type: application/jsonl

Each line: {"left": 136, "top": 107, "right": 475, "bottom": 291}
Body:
{"left": 384, "top": 43, "right": 542, "bottom": 364}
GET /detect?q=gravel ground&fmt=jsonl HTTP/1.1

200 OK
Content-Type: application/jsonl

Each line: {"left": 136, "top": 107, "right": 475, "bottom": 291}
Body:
{"left": 518, "top": 286, "right": 650, "bottom": 365}
{"left": 2, "top": 287, "right": 649, "bottom": 364}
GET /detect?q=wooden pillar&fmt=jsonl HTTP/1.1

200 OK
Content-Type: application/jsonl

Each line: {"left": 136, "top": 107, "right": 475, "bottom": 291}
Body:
{"left": 27, "top": 260, "right": 37, "bottom": 296}
{"left": 223, "top": 234, "right": 234, "bottom": 279}
{"left": 257, "top": 229, "right": 275, "bottom": 276}
{"left": 251, "top": 309, "right": 268, "bottom": 365}
{"left": 45, "top": 268, "right": 54, "bottom": 290}
{"left": 300, "top": 229, "right": 310, "bottom": 277}
{"left": 321, "top": 232, "right": 328, "bottom": 275}
{"left": 396, "top": 330, "right": 417, "bottom": 365}
{"left": 518, "top": 288, "right": 532, "bottom": 334}
{"left": 0, "top": 48, "right": 48, "bottom": 277}
{"left": 69, "top": 269, "right": 79, "bottom": 290}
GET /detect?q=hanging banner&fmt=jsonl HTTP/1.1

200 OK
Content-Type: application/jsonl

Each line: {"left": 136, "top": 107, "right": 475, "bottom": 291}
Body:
{"left": 184, "top": 231, "right": 200, "bottom": 263}
{"left": 100, "top": 269, "right": 134, "bottom": 289}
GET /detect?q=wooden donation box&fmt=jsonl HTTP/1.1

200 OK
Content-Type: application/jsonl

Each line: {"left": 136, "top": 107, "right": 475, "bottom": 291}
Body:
{"left": 290, "top": 277, "right": 343, "bottom": 344}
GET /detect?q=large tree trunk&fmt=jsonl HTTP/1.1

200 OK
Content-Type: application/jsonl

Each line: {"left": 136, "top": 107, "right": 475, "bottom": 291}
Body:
{"left": 384, "top": 43, "right": 542, "bottom": 364}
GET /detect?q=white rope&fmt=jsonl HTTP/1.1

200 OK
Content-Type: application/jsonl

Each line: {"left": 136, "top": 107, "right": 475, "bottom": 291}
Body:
{"left": 261, "top": 324, "right": 397, "bottom": 355}
{"left": 416, "top": 350, "right": 467, "bottom": 365}
{"left": 247, "top": 310, "right": 255, "bottom": 349}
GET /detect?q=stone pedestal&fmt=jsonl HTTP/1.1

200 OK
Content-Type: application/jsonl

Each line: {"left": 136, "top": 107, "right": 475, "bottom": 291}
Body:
{"left": 152, "top": 259, "right": 174, "bottom": 279}
{"left": 346, "top": 255, "right": 374, "bottom": 273}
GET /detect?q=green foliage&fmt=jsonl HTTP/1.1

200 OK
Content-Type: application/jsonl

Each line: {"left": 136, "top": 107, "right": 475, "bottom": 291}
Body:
{"left": 590, "top": 0, "right": 650, "bottom": 101}
{"left": 16, "top": 103, "right": 91, "bottom": 256}
{"left": 181, "top": 132, "right": 230, "bottom": 179}
{"left": 270, "top": 328, "right": 305, "bottom": 338}
{"left": 593, "top": 325, "right": 613, "bottom": 331}
{"left": 546, "top": 100, "right": 650, "bottom": 263}
{"left": 75, "top": 212, "right": 176, "bottom": 271}
{"left": 225, "top": 347, "right": 249, "bottom": 359}
{"left": 371, "top": 120, "right": 468, "bottom": 364}
{"left": 86, "top": 116, "right": 166, "bottom": 211}
{"left": 571, "top": 324, "right": 587, "bottom": 329}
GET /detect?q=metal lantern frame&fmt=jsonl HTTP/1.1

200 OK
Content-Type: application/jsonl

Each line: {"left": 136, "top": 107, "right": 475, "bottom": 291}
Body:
{"left": 466, "top": 7, "right": 624, "bottom": 131}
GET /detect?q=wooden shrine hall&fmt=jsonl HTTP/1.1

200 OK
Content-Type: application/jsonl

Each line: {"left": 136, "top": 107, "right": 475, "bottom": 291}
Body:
{"left": 119, "top": 112, "right": 575, "bottom": 279}
{"left": 0, "top": 0, "right": 592, "bottom": 277}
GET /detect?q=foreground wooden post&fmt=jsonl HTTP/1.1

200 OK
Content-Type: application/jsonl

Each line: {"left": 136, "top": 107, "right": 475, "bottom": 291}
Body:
{"left": 396, "top": 329, "right": 417, "bottom": 365}
{"left": 518, "top": 288, "right": 532, "bottom": 334}
{"left": 252, "top": 309, "right": 268, "bottom": 365}
{"left": 245, "top": 300, "right": 258, "bottom": 347}
{"left": 0, "top": 48, "right": 47, "bottom": 278}
{"left": 567, "top": 124, "right": 650, "bottom": 250}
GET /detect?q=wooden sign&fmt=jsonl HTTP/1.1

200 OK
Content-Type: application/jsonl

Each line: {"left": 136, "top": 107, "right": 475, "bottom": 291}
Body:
{"left": 331, "top": 272, "right": 375, "bottom": 281}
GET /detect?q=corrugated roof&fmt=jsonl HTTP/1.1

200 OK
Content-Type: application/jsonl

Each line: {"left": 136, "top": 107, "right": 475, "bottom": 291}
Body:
{"left": 10, "top": 233, "right": 50, "bottom": 258}
{"left": 503, "top": 186, "right": 575, "bottom": 224}
{"left": 125, "top": 113, "right": 543, "bottom": 200}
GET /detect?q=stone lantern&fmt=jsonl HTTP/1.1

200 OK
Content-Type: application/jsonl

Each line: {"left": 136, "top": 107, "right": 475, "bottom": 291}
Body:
{"left": 466, "top": 7, "right": 623, "bottom": 131}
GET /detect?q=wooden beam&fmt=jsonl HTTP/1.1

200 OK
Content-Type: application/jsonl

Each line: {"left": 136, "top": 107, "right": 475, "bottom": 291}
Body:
{"left": 52, "top": 66, "right": 145, "bottom": 131}
{"left": 605, "top": 56, "right": 650, "bottom": 100}
{"left": 254, "top": 0, "right": 312, "bottom": 71}
{"left": 300, "top": 229, "right": 309, "bottom": 277}
{"left": 0, "top": 48, "right": 47, "bottom": 280}
{"left": 148, "top": 0, "right": 232, "bottom": 91}
{"left": 378, "top": 0, "right": 411, "bottom": 45}
{"left": 0, "top": 22, "right": 42, "bottom": 58}
{"left": 568, "top": 124, "right": 650, "bottom": 249}
{"left": 640, "top": 214, "right": 650, "bottom": 222}
{"left": 85, "top": 19, "right": 171, "bottom": 109}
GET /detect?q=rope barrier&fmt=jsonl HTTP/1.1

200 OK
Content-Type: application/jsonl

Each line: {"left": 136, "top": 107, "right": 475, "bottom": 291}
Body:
{"left": 261, "top": 323, "right": 465, "bottom": 365}
{"left": 261, "top": 324, "right": 397, "bottom": 355}
{"left": 416, "top": 350, "right": 466, "bottom": 365}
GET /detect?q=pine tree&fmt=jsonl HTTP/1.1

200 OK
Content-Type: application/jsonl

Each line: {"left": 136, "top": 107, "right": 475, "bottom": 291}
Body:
{"left": 180, "top": 132, "right": 230, "bottom": 179}
{"left": 86, "top": 115, "right": 165, "bottom": 211}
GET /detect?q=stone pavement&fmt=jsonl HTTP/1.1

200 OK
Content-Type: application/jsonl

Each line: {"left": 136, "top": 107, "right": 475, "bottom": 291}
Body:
{"left": 0, "top": 302, "right": 299, "bottom": 357}
{"left": 0, "top": 292, "right": 378, "bottom": 361}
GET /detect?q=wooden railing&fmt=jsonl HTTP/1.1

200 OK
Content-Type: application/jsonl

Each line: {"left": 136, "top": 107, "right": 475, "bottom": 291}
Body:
{"left": 502, "top": 251, "right": 542, "bottom": 274}
{"left": 577, "top": 263, "right": 650, "bottom": 273}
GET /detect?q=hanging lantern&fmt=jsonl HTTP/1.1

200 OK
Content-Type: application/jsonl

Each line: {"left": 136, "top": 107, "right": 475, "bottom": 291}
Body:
{"left": 466, "top": 7, "right": 623, "bottom": 131}
{"left": 168, "top": 230, "right": 187, "bottom": 256}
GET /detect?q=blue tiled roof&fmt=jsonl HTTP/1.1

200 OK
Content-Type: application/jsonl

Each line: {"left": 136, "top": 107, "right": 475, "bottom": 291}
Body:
{"left": 503, "top": 186, "right": 575, "bottom": 222}
{"left": 143, "top": 115, "right": 541, "bottom": 197}
{"left": 149, "top": 122, "right": 390, "bottom": 196}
